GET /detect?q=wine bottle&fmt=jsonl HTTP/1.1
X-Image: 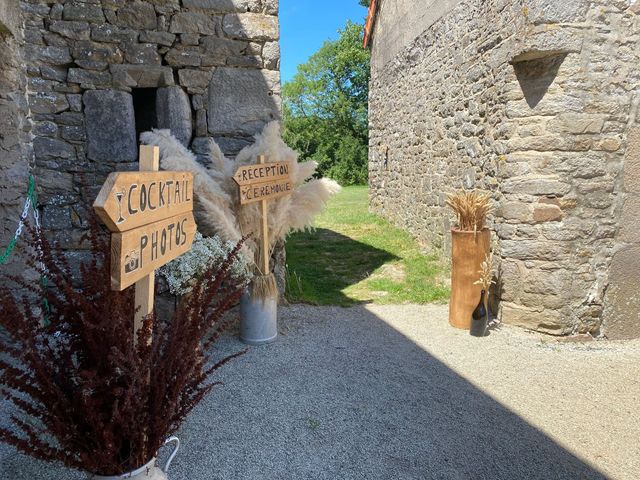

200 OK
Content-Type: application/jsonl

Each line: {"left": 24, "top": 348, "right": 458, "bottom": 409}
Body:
{"left": 470, "top": 290, "right": 488, "bottom": 337}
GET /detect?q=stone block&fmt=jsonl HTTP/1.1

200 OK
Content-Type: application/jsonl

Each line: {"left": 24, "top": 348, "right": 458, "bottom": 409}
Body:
{"left": 170, "top": 12, "right": 220, "bottom": 35}
{"left": 83, "top": 90, "right": 137, "bottom": 162}
{"left": 263, "top": 41, "right": 279, "bottom": 70}
{"left": 165, "top": 47, "right": 202, "bottom": 67}
{"left": 123, "top": 43, "right": 161, "bottom": 64}
{"left": 34, "top": 46, "right": 72, "bottom": 65}
{"left": 140, "top": 31, "right": 176, "bottom": 46}
{"left": 501, "top": 176, "right": 571, "bottom": 196}
{"left": 526, "top": 0, "right": 590, "bottom": 24}
{"left": 72, "top": 41, "right": 123, "bottom": 70}
{"left": 200, "top": 37, "right": 246, "bottom": 65}
{"left": 110, "top": 64, "right": 174, "bottom": 89}
{"left": 68, "top": 68, "right": 112, "bottom": 88}
{"left": 208, "top": 67, "right": 280, "bottom": 136}
{"left": 499, "top": 301, "right": 571, "bottom": 335}
{"left": 227, "top": 55, "right": 262, "bottom": 68}
{"left": 33, "top": 121, "right": 58, "bottom": 137}
{"left": 61, "top": 125, "right": 86, "bottom": 142}
{"left": 29, "top": 92, "right": 69, "bottom": 114}
{"left": 117, "top": 1, "right": 157, "bottom": 30}
{"left": 63, "top": 2, "right": 105, "bottom": 23}
{"left": 222, "top": 13, "right": 279, "bottom": 41}
{"left": 182, "top": 0, "right": 259, "bottom": 11}
{"left": 624, "top": 126, "right": 640, "bottom": 193}
{"left": 499, "top": 201, "right": 530, "bottom": 222}
{"left": 42, "top": 205, "right": 72, "bottom": 230}
{"left": 181, "top": 33, "right": 200, "bottom": 46}
{"left": 36, "top": 169, "right": 74, "bottom": 196}
{"left": 195, "top": 109, "right": 207, "bottom": 137}
{"left": 264, "top": 0, "right": 278, "bottom": 15}
{"left": 156, "top": 87, "right": 193, "bottom": 147}
{"left": 549, "top": 113, "right": 605, "bottom": 135}
{"left": 532, "top": 203, "right": 562, "bottom": 222}
{"left": 603, "top": 245, "right": 640, "bottom": 339}
{"left": 619, "top": 196, "right": 640, "bottom": 243}
{"left": 67, "top": 94, "right": 82, "bottom": 112}
{"left": 501, "top": 239, "right": 569, "bottom": 261}
{"left": 509, "top": 27, "right": 583, "bottom": 63}
{"left": 178, "top": 69, "right": 212, "bottom": 92}
{"left": 91, "top": 24, "right": 138, "bottom": 44}
{"left": 33, "top": 137, "right": 75, "bottom": 160}
{"left": 49, "top": 20, "right": 91, "bottom": 40}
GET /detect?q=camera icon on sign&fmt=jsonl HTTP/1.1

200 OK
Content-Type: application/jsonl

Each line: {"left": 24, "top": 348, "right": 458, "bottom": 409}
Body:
{"left": 124, "top": 250, "right": 140, "bottom": 273}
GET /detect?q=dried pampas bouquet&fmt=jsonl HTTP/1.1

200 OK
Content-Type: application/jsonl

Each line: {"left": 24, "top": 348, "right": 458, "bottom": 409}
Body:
{"left": 141, "top": 122, "right": 341, "bottom": 299}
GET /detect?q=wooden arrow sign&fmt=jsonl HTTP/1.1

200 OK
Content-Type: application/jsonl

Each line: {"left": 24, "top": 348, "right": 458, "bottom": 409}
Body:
{"left": 239, "top": 179, "right": 293, "bottom": 205}
{"left": 111, "top": 212, "right": 197, "bottom": 291}
{"left": 94, "top": 171, "right": 193, "bottom": 232}
{"left": 233, "top": 162, "right": 291, "bottom": 186}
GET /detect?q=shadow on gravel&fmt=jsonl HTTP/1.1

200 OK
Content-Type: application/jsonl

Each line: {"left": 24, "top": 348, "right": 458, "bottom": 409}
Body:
{"left": 285, "top": 228, "right": 398, "bottom": 306}
{"left": 171, "top": 306, "right": 608, "bottom": 480}
{"left": 0, "top": 308, "right": 608, "bottom": 480}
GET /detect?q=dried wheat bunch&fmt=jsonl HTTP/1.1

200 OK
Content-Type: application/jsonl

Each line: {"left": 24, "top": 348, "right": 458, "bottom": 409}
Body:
{"left": 446, "top": 189, "right": 493, "bottom": 232}
{"left": 474, "top": 251, "right": 496, "bottom": 291}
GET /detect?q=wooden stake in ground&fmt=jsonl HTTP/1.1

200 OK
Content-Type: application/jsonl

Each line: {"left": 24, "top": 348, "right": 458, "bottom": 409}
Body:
{"left": 134, "top": 145, "right": 159, "bottom": 343}
{"left": 259, "top": 155, "right": 270, "bottom": 277}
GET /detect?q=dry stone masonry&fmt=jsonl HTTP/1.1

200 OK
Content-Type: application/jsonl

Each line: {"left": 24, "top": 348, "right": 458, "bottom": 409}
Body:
{"left": 368, "top": 0, "right": 640, "bottom": 338}
{"left": 0, "top": 0, "right": 280, "bottom": 279}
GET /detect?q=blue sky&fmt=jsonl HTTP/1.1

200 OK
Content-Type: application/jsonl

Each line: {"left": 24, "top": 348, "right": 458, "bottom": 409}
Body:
{"left": 280, "top": 0, "right": 369, "bottom": 84}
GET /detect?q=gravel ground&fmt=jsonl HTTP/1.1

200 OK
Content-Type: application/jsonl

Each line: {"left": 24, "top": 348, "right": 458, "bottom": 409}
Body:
{"left": 1, "top": 303, "right": 639, "bottom": 479}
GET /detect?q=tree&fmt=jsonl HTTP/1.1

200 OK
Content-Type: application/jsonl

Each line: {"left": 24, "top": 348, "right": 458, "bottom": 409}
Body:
{"left": 282, "top": 21, "right": 370, "bottom": 186}
{"left": 359, "top": 0, "right": 371, "bottom": 7}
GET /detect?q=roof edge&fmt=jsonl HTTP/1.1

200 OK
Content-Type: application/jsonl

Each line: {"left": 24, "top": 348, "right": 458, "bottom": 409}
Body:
{"left": 363, "top": 0, "right": 379, "bottom": 48}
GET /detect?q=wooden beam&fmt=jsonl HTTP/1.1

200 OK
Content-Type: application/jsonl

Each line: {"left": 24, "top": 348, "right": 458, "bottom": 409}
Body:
{"left": 258, "top": 155, "right": 270, "bottom": 276}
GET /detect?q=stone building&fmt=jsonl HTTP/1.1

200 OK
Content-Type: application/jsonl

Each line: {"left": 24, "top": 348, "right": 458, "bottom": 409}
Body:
{"left": 365, "top": 0, "right": 640, "bottom": 338}
{"left": 0, "top": 0, "right": 280, "bottom": 279}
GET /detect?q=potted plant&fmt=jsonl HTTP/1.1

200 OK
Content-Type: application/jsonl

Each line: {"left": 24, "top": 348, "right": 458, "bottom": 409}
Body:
{"left": 471, "top": 252, "right": 495, "bottom": 337}
{"left": 142, "top": 122, "right": 341, "bottom": 345}
{"left": 446, "top": 189, "right": 492, "bottom": 329}
{"left": 0, "top": 218, "right": 247, "bottom": 479}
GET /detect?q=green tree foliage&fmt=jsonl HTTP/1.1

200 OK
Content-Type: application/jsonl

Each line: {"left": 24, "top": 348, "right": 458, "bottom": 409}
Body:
{"left": 282, "top": 21, "right": 370, "bottom": 186}
{"left": 359, "top": 0, "right": 371, "bottom": 7}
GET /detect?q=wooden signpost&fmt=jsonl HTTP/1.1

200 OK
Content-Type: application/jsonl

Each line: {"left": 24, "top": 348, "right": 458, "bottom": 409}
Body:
{"left": 233, "top": 156, "right": 292, "bottom": 274}
{"left": 93, "top": 145, "right": 196, "bottom": 339}
{"left": 233, "top": 161, "right": 293, "bottom": 206}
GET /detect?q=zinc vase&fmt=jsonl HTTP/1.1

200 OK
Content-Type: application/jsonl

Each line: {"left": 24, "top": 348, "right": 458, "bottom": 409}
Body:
{"left": 240, "top": 286, "right": 278, "bottom": 345}
{"left": 89, "top": 437, "right": 179, "bottom": 480}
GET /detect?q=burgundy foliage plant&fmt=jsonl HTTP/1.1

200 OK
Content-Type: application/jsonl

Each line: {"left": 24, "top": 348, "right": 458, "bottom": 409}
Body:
{"left": 0, "top": 218, "right": 247, "bottom": 476}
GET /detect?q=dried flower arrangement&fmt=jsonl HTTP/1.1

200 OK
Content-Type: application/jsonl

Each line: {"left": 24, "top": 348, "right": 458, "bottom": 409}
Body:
{"left": 141, "top": 122, "right": 341, "bottom": 299}
{"left": 160, "top": 232, "right": 252, "bottom": 296}
{"left": 474, "top": 251, "right": 496, "bottom": 292}
{"left": 0, "top": 217, "right": 247, "bottom": 476}
{"left": 446, "top": 189, "right": 493, "bottom": 232}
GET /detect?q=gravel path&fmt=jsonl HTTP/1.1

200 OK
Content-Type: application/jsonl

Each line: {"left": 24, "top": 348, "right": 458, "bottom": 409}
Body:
{"left": 1, "top": 304, "right": 639, "bottom": 479}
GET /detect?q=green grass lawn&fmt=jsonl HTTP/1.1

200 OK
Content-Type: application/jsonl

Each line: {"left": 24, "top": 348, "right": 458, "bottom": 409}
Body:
{"left": 285, "top": 185, "right": 449, "bottom": 306}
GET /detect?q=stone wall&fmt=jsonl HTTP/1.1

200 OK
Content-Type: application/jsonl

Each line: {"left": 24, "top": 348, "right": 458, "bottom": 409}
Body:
{"left": 12, "top": 0, "right": 280, "bottom": 272}
{"left": 368, "top": 0, "right": 640, "bottom": 337}
{"left": 0, "top": 0, "right": 33, "bottom": 280}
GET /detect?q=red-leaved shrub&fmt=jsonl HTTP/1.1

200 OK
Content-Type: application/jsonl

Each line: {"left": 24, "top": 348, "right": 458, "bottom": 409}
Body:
{"left": 0, "top": 218, "right": 247, "bottom": 476}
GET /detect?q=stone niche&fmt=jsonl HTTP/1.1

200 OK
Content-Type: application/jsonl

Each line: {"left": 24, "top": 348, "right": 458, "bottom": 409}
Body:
{"left": 83, "top": 84, "right": 193, "bottom": 163}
